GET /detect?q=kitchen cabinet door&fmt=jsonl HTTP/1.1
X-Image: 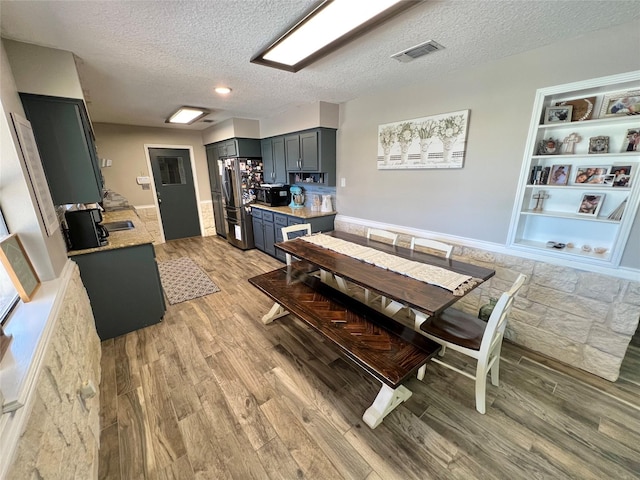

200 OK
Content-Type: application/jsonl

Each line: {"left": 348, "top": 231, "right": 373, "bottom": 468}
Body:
{"left": 206, "top": 145, "right": 222, "bottom": 192}
{"left": 261, "top": 137, "right": 287, "bottom": 183}
{"left": 299, "top": 131, "right": 319, "bottom": 171}
{"left": 73, "top": 243, "right": 165, "bottom": 340}
{"left": 20, "top": 93, "right": 103, "bottom": 205}
{"left": 285, "top": 134, "right": 301, "bottom": 171}
{"left": 252, "top": 214, "right": 265, "bottom": 251}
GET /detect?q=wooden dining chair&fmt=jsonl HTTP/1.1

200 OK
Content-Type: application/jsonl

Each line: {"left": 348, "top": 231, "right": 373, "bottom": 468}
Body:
{"left": 363, "top": 229, "right": 399, "bottom": 307}
{"left": 281, "top": 224, "right": 312, "bottom": 265}
{"left": 418, "top": 273, "right": 526, "bottom": 414}
{"left": 366, "top": 228, "right": 399, "bottom": 245}
{"left": 410, "top": 237, "right": 453, "bottom": 259}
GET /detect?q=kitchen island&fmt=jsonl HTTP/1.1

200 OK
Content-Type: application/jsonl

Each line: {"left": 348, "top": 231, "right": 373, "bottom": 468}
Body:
{"left": 251, "top": 204, "right": 336, "bottom": 262}
{"left": 69, "top": 208, "right": 165, "bottom": 340}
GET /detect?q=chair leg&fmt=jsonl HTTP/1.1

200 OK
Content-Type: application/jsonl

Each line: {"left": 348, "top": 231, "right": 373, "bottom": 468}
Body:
{"left": 417, "top": 364, "right": 426, "bottom": 380}
{"left": 475, "top": 363, "right": 488, "bottom": 414}
{"left": 490, "top": 346, "right": 502, "bottom": 387}
{"left": 438, "top": 345, "right": 446, "bottom": 357}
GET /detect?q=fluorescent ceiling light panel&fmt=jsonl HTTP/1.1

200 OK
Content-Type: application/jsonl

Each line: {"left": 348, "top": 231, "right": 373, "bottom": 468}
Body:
{"left": 166, "top": 107, "right": 208, "bottom": 124}
{"left": 252, "top": 0, "right": 419, "bottom": 72}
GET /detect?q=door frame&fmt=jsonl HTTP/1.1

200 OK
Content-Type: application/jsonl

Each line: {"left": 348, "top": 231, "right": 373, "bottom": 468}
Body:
{"left": 144, "top": 144, "right": 204, "bottom": 243}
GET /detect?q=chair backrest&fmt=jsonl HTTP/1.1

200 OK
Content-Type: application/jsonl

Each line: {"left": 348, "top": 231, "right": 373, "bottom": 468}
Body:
{"left": 478, "top": 273, "right": 526, "bottom": 357}
{"left": 281, "top": 223, "right": 312, "bottom": 265}
{"left": 410, "top": 237, "right": 453, "bottom": 259}
{"left": 366, "top": 228, "right": 398, "bottom": 246}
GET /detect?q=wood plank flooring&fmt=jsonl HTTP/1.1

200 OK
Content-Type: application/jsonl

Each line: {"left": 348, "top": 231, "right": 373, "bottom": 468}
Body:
{"left": 98, "top": 235, "right": 640, "bottom": 480}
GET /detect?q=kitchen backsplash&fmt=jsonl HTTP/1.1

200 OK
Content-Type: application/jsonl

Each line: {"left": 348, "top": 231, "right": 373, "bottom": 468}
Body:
{"left": 296, "top": 184, "right": 336, "bottom": 211}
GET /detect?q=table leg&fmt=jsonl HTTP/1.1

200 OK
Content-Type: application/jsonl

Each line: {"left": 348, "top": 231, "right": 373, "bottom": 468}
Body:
{"left": 262, "top": 302, "right": 289, "bottom": 324}
{"left": 362, "top": 383, "right": 412, "bottom": 429}
{"left": 413, "top": 309, "right": 430, "bottom": 330}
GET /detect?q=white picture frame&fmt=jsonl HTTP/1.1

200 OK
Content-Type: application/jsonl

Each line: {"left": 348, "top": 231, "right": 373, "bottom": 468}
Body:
{"left": 577, "top": 193, "right": 605, "bottom": 216}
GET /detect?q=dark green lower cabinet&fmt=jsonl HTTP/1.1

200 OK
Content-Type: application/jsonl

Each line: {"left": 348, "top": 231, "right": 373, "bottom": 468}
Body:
{"left": 72, "top": 244, "right": 166, "bottom": 340}
{"left": 251, "top": 207, "right": 336, "bottom": 262}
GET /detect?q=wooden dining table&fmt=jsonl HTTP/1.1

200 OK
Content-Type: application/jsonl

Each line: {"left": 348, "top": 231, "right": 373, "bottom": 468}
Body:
{"left": 275, "top": 230, "right": 496, "bottom": 329}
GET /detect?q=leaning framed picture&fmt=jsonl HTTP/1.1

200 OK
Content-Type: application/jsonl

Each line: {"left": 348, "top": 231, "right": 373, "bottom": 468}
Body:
{"left": 611, "top": 164, "right": 633, "bottom": 187}
{"left": 548, "top": 164, "right": 570, "bottom": 185}
{"left": 556, "top": 96, "right": 596, "bottom": 121}
{"left": 577, "top": 193, "right": 605, "bottom": 216}
{"left": 573, "top": 166, "right": 609, "bottom": 185}
{"left": 598, "top": 89, "right": 640, "bottom": 117}
{"left": 588, "top": 136, "right": 609, "bottom": 154}
{"left": 622, "top": 128, "right": 640, "bottom": 152}
{"left": 544, "top": 105, "right": 573, "bottom": 124}
{"left": 0, "top": 234, "right": 40, "bottom": 302}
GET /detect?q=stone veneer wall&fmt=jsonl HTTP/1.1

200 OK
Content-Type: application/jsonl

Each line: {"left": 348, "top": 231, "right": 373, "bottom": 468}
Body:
{"left": 336, "top": 219, "right": 640, "bottom": 381}
{"left": 134, "top": 202, "right": 215, "bottom": 244}
{"left": 7, "top": 264, "right": 102, "bottom": 479}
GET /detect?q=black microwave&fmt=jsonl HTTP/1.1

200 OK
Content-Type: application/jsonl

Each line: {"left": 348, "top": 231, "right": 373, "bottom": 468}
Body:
{"left": 254, "top": 185, "right": 290, "bottom": 206}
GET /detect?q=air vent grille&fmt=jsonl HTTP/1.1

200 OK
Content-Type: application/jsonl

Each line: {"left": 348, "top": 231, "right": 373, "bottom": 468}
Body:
{"left": 391, "top": 40, "right": 444, "bottom": 63}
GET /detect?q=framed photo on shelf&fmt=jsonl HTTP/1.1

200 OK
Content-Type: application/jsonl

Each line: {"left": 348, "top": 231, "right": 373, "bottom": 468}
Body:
{"left": 573, "top": 166, "right": 609, "bottom": 185}
{"left": 544, "top": 105, "right": 573, "bottom": 124}
{"left": 577, "top": 193, "right": 605, "bottom": 216}
{"left": 588, "top": 136, "right": 609, "bottom": 154}
{"left": 602, "top": 174, "right": 615, "bottom": 186}
{"left": 611, "top": 164, "right": 633, "bottom": 187}
{"left": 622, "top": 128, "right": 639, "bottom": 152}
{"left": 556, "top": 97, "right": 596, "bottom": 121}
{"left": 548, "top": 164, "right": 570, "bottom": 185}
{"left": 537, "top": 137, "right": 562, "bottom": 155}
{"left": 598, "top": 89, "right": 640, "bottom": 117}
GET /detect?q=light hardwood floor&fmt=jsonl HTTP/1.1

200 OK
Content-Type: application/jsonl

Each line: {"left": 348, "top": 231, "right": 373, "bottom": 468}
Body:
{"left": 98, "top": 235, "right": 640, "bottom": 480}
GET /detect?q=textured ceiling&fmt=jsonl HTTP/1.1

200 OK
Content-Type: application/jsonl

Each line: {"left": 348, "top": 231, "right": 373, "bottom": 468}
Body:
{"left": 1, "top": 0, "right": 638, "bottom": 130}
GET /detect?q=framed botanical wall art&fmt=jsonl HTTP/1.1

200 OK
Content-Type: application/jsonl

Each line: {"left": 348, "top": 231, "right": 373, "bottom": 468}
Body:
{"left": 377, "top": 110, "right": 470, "bottom": 170}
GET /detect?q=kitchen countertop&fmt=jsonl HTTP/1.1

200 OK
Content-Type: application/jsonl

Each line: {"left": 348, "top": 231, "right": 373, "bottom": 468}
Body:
{"left": 251, "top": 204, "right": 337, "bottom": 219}
{"left": 67, "top": 208, "right": 154, "bottom": 256}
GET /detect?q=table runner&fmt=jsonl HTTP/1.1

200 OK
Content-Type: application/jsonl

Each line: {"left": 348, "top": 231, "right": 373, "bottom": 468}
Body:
{"left": 300, "top": 234, "right": 479, "bottom": 295}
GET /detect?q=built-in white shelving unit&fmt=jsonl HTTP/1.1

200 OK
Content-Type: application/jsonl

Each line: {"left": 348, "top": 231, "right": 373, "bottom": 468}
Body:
{"left": 509, "top": 71, "right": 640, "bottom": 266}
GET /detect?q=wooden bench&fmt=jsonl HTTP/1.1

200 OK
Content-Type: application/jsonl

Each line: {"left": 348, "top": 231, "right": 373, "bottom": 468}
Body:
{"left": 248, "top": 263, "right": 441, "bottom": 428}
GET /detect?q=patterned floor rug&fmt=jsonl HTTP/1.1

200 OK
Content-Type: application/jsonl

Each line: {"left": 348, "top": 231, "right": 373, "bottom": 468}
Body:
{"left": 157, "top": 257, "right": 220, "bottom": 305}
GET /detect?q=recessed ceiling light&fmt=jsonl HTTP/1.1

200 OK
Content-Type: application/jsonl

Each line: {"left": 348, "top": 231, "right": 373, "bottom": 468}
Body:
{"left": 166, "top": 107, "right": 209, "bottom": 124}
{"left": 251, "top": 0, "right": 419, "bottom": 72}
{"left": 215, "top": 87, "right": 232, "bottom": 95}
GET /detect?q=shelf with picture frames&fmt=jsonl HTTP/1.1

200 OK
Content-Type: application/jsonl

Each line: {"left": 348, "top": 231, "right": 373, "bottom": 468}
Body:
{"left": 508, "top": 71, "right": 640, "bottom": 266}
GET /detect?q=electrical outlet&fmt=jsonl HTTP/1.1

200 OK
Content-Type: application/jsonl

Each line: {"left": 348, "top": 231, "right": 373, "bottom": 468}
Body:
{"left": 340, "top": 177, "right": 346, "bottom": 187}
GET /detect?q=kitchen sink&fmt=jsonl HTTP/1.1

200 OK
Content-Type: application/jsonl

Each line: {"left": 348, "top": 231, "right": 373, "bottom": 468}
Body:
{"left": 103, "top": 220, "right": 135, "bottom": 232}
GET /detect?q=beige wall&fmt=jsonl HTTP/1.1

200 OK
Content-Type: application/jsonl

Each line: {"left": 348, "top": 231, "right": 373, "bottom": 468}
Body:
{"left": 0, "top": 41, "right": 68, "bottom": 281}
{"left": 260, "top": 101, "right": 340, "bottom": 138}
{"left": 93, "top": 123, "right": 210, "bottom": 206}
{"left": 336, "top": 22, "right": 640, "bottom": 270}
{"left": 3, "top": 40, "right": 84, "bottom": 99}
{"left": 201, "top": 117, "right": 261, "bottom": 145}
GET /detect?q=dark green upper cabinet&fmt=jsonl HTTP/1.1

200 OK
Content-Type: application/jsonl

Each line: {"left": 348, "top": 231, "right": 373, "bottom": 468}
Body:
{"left": 284, "top": 128, "right": 336, "bottom": 186}
{"left": 261, "top": 137, "right": 287, "bottom": 184}
{"left": 214, "top": 138, "right": 261, "bottom": 159}
{"left": 19, "top": 93, "right": 103, "bottom": 205}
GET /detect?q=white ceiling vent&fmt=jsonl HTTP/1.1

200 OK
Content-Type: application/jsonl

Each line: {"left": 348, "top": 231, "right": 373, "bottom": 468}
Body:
{"left": 391, "top": 40, "right": 444, "bottom": 63}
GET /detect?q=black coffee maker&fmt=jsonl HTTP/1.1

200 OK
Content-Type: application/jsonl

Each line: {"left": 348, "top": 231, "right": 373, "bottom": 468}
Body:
{"left": 65, "top": 208, "right": 109, "bottom": 250}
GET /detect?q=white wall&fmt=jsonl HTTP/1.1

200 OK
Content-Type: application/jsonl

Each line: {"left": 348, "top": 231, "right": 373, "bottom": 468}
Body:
{"left": 0, "top": 41, "right": 67, "bottom": 281}
{"left": 336, "top": 22, "right": 640, "bottom": 270}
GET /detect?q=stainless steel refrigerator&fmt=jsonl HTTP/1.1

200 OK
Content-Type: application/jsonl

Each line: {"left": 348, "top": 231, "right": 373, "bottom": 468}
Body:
{"left": 221, "top": 157, "right": 263, "bottom": 249}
